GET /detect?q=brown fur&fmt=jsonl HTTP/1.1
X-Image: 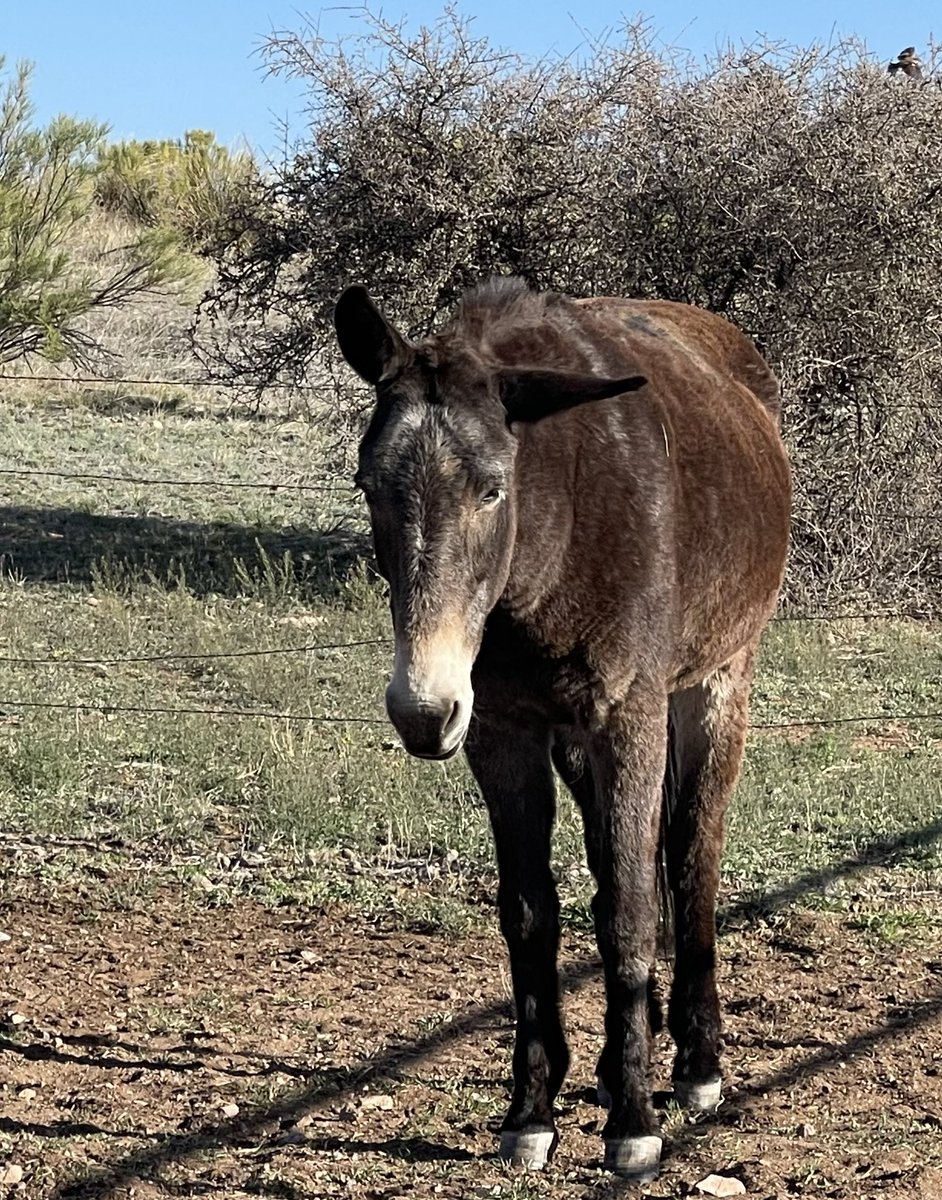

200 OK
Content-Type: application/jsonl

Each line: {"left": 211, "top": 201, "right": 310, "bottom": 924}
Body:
{"left": 334, "top": 277, "right": 791, "bottom": 1167}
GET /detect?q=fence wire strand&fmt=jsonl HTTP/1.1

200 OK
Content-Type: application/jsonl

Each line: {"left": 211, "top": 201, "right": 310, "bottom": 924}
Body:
{"left": 0, "top": 694, "right": 938, "bottom": 733}
{"left": 754, "top": 711, "right": 942, "bottom": 731}
{"left": 0, "top": 637, "right": 388, "bottom": 667}
{"left": 0, "top": 371, "right": 320, "bottom": 392}
{"left": 3, "top": 369, "right": 939, "bottom": 409}
{"left": 0, "top": 697, "right": 384, "bottom": 724}
{"left": 0, "top": 465, "right": 346, "bottom": 494}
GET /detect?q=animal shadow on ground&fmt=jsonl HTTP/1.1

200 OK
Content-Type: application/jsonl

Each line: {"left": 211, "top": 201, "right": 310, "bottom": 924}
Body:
{"left": 306, "top": 1135, "right": 476, "bottom": 1163}
{"left": 8, "top": 815, "right": 937, "bottom": 1199}
{"left": 0, "top": 505, "right": 372, "bottom": 598}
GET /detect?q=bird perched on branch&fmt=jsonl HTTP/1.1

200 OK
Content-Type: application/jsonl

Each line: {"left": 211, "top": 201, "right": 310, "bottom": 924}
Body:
{"left": 887, "top": 47, "right": 924, "bottom": 79}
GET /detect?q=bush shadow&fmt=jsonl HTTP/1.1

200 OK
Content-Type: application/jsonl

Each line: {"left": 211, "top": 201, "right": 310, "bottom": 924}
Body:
{"left": 0, "top": 504, "right": 372, "bottom": 599}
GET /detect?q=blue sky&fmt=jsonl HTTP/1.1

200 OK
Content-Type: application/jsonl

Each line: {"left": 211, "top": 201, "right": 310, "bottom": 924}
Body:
{"left": 4, "top": 3, "right": 938, "bottom": 156}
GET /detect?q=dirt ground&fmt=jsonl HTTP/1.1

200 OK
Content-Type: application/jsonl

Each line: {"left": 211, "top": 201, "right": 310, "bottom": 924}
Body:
{"left": 2, "top": 888, "right": 942, "bottom": 1200}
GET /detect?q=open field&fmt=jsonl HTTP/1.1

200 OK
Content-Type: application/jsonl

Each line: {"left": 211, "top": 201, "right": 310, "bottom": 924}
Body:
{"left": 2, "top": 381, "right": 942, "bottom": 1197}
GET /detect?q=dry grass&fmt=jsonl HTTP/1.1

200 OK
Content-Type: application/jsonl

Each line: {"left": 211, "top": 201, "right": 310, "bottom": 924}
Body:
{"left": 0, "top": 371, "right": 941, "bottom": 931}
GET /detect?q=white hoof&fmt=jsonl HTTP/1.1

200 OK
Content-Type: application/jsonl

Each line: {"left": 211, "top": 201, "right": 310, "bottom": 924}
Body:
{"left": 673, "top": 1076, "right": 722, "bottom": 1112}
{"left": 498, "top": 1129, "right": 557, "bottom": 1170}
{"left": 603, "top": 1134, "right": 663, "bottom": 1182}
{"left": 596, "top": 1077, "right": 612, "bottom": 1110}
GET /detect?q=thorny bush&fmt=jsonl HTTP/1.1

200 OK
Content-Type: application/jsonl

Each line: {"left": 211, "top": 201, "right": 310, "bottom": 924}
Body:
{"left": 193, "top": 10, "right": 942, "bottom": 613}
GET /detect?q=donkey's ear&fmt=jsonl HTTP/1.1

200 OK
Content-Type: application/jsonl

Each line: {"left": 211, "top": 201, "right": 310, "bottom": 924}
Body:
{"left": 333, "top": 285, "right": 413, "bottom": 385}
{"left": 497, "top": 369, "right": 647, "bottom": 423}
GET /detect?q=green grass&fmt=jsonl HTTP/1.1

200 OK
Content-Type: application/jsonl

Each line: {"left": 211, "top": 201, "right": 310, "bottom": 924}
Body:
{"left": 1, "top": 380, "right": 942, "bottom": 926}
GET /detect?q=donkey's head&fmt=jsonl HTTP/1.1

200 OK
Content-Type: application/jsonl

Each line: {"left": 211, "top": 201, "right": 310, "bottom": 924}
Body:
{"left": 334, "top": 285, "right": 645, "bottom": 760}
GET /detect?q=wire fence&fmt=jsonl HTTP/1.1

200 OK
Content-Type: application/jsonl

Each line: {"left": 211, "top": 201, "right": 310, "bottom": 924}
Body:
{"left": 3, "top": 368, "right": 941, "bottom": 411}
{"left": 0, "top": 465, "right": 348, "bottom": 494}
{"left": 0, "top": 369, "right": 940, "bottom": 736}
{"left": 1, "top": 628, "right": 940, "bottom": 733}
{"left": 0, "top": 697, "right": 385, "bottom": 724}
{"left": 0, "top": 370, "right": 322, "bottom": 392}
{"left": 0, "top": 636, "right": 387, "bottom": 667}
{"left": 0, "top": 694, "right": 938, "bottom": 734}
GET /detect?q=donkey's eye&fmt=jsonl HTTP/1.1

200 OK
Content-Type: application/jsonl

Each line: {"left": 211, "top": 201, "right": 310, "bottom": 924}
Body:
{"left": 479, "top": 487, "right": 505, "bottom": 508}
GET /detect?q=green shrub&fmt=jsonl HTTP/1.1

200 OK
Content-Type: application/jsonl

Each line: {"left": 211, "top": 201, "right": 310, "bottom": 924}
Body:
{"left": 0, "top": 58, "right": 189, "bottom": 368}
{"left": 95, "top": 130, "right": 256, "bottom": 249}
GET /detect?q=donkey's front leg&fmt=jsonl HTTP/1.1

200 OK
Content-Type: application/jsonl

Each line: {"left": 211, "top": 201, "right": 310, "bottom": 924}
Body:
{"left": 584, "top": 694, "right": 668, "bottom": 1182}
{"left": 464, "top": 720, "right": 567, "bottom": 1170}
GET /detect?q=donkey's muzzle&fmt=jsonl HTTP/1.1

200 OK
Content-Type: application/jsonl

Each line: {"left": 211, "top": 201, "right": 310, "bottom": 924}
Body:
{"left": 385, "top": 690, "right": 468, "bottom": 760}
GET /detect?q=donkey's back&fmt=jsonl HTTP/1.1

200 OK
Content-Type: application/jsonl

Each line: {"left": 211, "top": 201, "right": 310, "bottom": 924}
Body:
{"left": 497, "top": 291, "right": 790, "bottom": 690}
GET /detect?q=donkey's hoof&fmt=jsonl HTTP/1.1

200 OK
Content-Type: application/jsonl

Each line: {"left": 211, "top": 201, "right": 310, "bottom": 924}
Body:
{"left": 596, "top": 1077, "right": 612, "bottom": 1110}
{"left": 499, "top": 1129, "right": 558, "bottom": 1170}
{"left": 603, "top": 1134, "right": 662, "bottom": 1181}
{"left": 673, "top": 1076, "right": 722, "bottom": 1112}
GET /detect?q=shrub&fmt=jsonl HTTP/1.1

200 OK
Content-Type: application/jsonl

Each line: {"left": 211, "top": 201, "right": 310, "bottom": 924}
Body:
{"left": 95, "top": 130, "right": 256, "bottom": 249}
{"left": 0, "top": 58, "right": 190, "bottom": 368}
{"left": 194, "top": 12, "right": 942, "bottom": 613}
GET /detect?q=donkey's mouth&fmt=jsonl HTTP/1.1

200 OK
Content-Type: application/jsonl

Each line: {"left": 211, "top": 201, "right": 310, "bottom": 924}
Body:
{"left": 386, "top": 690, "right": 471, "bottom": 762}
{"left": 409, "top": 738, "right": 465, "bottom": 762}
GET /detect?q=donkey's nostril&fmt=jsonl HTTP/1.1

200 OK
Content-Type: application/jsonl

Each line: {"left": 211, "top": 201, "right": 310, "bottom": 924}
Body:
{"left": 443, "top": 700, "right": 463, "bottom": 739}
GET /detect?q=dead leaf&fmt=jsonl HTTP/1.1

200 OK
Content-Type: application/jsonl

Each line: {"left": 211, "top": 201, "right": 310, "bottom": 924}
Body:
{"left": 359, "top": 1094, "right": 394, "bottom": 1111}
{"left": 695, "top": 1174, "right": 746, "bottom": 1197}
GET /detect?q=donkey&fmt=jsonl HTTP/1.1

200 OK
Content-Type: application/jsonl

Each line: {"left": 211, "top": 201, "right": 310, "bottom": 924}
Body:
{"left": 333, "top": 277, "right": 790, "bottom": 1181}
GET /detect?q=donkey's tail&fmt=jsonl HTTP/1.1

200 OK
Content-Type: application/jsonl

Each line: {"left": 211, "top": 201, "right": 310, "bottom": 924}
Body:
{"left": 655, "top": 704, "right": 679, "bottom": 961}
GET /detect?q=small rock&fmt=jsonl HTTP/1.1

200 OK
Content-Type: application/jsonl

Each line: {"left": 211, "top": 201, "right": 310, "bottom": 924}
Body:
{"left": 8, "top": 1012, "right": 27, "bottom": 1026}
{"left": 0, "top": 932, "right": 11, "bottom": 943}
{"left": 16, "top": 1088, "right": 36, "bottom": 1101}
{"left": 0, "top": 1165, "right": 24, "bottom": 1186}
{"left": 797, "top": 1122, "right": 816, "bottom": 1138}
{"left": 695, "top": 1174, "right": 746, "bottom": 1197}
{"left": 191, "top": 873, "right": 215, "bottom": 894}
{"left": 220, "top": 1103, "right": 240, "bottom": 1119}
{"left": 359, "top": 1094, "right": 394, "bottom": 1111}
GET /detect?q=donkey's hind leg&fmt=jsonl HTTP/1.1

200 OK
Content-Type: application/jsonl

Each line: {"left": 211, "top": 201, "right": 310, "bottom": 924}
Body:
{"left": 665, "top": 644, "right": 757, "bottom": 1112}
{"left": 465, "top": 720, "right": 567, "bottom": 1170}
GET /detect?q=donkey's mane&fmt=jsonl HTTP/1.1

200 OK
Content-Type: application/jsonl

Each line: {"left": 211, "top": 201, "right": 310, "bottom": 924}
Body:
{"left": 442, "top": 276, "right": 579, "bottom": 369}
